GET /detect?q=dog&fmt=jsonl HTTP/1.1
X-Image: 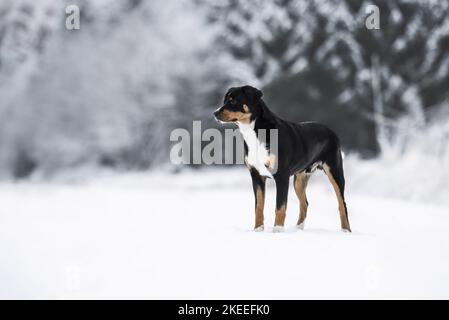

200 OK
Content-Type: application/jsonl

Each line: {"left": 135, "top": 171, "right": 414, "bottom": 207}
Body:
{"left": 214, "top": 85, "right": 351, "bottom": 233}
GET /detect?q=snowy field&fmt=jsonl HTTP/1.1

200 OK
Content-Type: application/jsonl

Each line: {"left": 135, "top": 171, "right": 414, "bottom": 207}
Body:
{"left": 1, "top": 167, "right": 448, "bottom": 299}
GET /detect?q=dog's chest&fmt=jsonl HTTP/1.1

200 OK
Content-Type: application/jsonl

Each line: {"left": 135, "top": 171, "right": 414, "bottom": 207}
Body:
{"left": 238, "top": 122, "right": 273, "bottom": 178}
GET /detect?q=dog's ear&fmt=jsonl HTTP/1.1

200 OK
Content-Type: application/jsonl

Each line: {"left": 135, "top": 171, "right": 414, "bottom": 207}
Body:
{"left": 242, "top": 85, "right": 263, "bottom": 105}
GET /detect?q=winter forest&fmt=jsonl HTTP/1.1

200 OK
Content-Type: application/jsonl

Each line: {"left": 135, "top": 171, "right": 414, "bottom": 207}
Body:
{"left": 0, "top": 0, "right": 447, "bottom": 177}
{"left": 1, "top": 0, "right": 449, "bottom": 299}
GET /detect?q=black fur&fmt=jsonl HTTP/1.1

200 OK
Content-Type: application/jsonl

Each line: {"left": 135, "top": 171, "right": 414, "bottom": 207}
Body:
{"left": 214, "top": 85, "right": 351, "bottom": 232}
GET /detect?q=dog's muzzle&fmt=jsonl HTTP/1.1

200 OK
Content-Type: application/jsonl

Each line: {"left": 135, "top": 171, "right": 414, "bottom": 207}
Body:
{"left": 213, "top": 108, "right": 223, "bottom": 122}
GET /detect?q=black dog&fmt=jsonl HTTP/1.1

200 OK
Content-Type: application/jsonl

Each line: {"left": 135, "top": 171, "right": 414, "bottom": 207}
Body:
{"left": 214, "top": 85, "right": 351, "bottom": 233}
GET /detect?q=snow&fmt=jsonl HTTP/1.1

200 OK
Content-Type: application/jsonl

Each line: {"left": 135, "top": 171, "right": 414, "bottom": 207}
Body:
{"left": 1, "top": 168, "right": 448, "bottom": 299}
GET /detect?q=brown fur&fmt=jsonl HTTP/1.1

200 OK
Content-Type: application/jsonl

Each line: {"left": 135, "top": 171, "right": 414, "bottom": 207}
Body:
{"left": 220, "top": 109, "right": 251, "bottom": 124}
{"left": 294, "top": 172, "right": 310, "bottom": 226}
{"left": 324, "top": 165, "right": 351, "bottom": 231}
{"left": 254, "top": 186, "right": 265, "bottom": 229}
{"left": 274, "top": 204, "right": 287, "bottom": 227}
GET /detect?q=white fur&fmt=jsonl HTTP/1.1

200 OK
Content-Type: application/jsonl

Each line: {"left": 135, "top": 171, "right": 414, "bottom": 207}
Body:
{"left": 238, "top": 121, "right": 272, "bottom": 178}
{"left": 308, "top": 161, "right": 322, "bottom": 174}
{"left": 254, "top": 225, "right": 264, "bottom": 232}
{"left": 272, "top": 225, "right": 284, "bottom": 233}
{"left": 297, "top": 222, "right": 305, "bottom": 230}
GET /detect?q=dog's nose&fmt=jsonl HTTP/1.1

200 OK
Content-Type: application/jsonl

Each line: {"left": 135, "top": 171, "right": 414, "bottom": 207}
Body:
{"left": 213, "top": 109, "right": 221, "bottom": 120}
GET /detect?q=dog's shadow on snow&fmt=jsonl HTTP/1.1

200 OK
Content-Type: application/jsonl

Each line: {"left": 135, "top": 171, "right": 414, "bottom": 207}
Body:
{"left": 240, "top": 227, "right": 370, "bottom": 236}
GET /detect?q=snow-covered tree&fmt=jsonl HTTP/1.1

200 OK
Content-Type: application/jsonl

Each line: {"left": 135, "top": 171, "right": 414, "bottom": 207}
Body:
{"left": 203, "top": 0, "right": 449, "bottom": 154}
{"left": 0, "top": 0, "right": 219, "bottom": 178}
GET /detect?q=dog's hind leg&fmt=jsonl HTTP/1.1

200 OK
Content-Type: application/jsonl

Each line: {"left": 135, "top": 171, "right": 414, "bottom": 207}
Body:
{"left": 294, "top": 172, "right": 310, "bottom": 230}
{"left": 323, "top": 157, "right": 351, "bottom": 232}
{"left": 273, "top": 174, "right": 289, "bottom": 232}
{"left": 250, "top": 168, "right": 266, "bottom": 231}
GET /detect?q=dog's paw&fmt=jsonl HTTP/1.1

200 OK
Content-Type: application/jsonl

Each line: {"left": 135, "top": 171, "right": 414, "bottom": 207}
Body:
{"left": 272, "top": 225, "right": 284, "bottom": 233}
{"left": 296, "top": 222, "right": 305, "bottom": 230}
{"left": 342, "top": 228, "right": 351, "bottom": 233}
{"left": 254, "top": 225, "right": 264, "bottom": 232}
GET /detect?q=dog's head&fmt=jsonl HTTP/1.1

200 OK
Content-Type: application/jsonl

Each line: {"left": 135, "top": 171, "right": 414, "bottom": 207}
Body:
{"left": 214, "top": 85, "right": 263, "bottom": 124}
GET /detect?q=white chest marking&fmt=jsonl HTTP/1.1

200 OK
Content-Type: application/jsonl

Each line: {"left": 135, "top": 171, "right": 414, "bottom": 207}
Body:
{"left": 238, "top": 121, "right": 273, "bottom": 178}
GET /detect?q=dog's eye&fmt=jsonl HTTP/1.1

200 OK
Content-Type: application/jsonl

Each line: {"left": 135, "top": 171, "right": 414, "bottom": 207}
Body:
{"left": 229, "top": 98, "right": 236, "bottom": 105}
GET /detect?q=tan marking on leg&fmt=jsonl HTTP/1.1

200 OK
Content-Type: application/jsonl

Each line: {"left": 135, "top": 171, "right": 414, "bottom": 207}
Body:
{"left": 274, "top": 204, "right": 286, "bottom": 227}
{"left": 294, "top": 172, "right": 309, "bottom": 226}
{"left": 254, "top": 185, "right": 265, "bottom": 229}
{"left": 324, "top": 165, "right": 351, "bottom": 232}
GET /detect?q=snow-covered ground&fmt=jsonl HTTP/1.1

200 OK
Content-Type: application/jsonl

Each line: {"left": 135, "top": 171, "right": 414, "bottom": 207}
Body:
{"left": 1, "top": 168, "right": 448, "bottom": 299}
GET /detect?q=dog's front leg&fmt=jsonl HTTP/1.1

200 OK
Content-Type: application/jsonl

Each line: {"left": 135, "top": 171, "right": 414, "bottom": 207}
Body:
{"left": 250, "top": 168, "right": 266, "bottom": 231}
{"left": 273, "top": 174, "right": 289, "bottom": 232}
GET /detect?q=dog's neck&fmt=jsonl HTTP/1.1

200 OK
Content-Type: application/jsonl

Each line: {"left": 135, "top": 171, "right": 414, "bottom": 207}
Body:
{"left": 257, "top": 99, "right": 276, "bottom": 119}
{"left": 237, "top": 120, "right": 272, "bottom": 178}
{"left": 238, "top": 101, "right": 274, "bottom": 129}
{"left": 237, "top": 120, "right": 255, "bottom": 132}
{"left": 237, "top": 99, "right": 277, "bottom": 133}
